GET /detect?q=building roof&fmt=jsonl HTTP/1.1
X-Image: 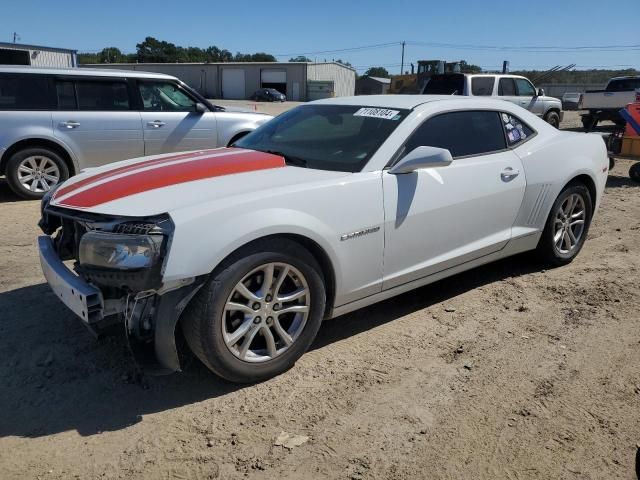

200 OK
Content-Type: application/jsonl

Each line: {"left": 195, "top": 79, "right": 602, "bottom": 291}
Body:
{"left": 366, "top": 76, "right": 391, "bottom": 84}
{"left": 0, "top": 41, "right": 77, "bottom": 54}
{"left": 86, "top": 61, "right": 356, "bottom": 72}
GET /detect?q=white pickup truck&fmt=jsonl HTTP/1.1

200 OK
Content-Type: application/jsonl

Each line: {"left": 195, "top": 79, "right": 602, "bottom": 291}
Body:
{"left": 421, "top": 73, "right": 564, "bottom": 127}
{"left": 579, "top": 76, "right": 640, "bottom": 130}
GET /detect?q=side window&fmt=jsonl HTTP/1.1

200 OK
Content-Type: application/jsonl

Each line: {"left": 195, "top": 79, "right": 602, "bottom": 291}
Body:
{"left": 76, "top": 81, "right": 130, "bottom": 111}
{"left": 515, "top": 78, "right": 536, "bottom": 97}
{"left": 404, "top": 111, "right": 507, "bottom": 158}
{"left": 471, "top": 77, "right": 495, "bottom": 96}
{"left": 498, "top": 78, "right": 516, "bottom": 96}
{"left": 501, "top": 112, "right": 535, "bottom": 146}
{"left": 0, "top": 73, "right": 52, "bottom": 110}
{"left": 138, "top": 82, "right": 197, "bottom": 112}
{"left": 56, "top": 81, "right": 76, "bottom": 109}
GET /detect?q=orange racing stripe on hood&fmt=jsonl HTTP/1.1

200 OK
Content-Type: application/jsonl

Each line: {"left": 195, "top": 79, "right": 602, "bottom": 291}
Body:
{"left": 55, "top": 150, "right": 285, "bottom": 209}
{"left": 53, "top": 148, "right": 224, "bottom": 199}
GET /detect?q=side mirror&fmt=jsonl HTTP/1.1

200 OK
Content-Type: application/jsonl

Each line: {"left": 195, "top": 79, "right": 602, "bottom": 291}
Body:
{"left": 388, "top": 146, "right": 453, "bottom": 175}
{"left": 537, "top": 88, "right": 545, "bottom": 97}
{"left": 194, "top": 102, "right": 207, "bottom": 114}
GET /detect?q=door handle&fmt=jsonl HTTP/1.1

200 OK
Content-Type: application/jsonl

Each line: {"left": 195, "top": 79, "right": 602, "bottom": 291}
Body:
{"left": 501, "top": 167, "right": 520, "bottom": 181}
{"left": 60, "top": 121, "right": 80, "bottom": 129}
{"left": 147, "top": 120, "right": 166, "bottom": 128}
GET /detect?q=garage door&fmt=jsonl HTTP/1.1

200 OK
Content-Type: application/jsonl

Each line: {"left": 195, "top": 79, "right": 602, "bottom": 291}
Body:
{"left": 222, "top": 69, "right": 246, "bottom": 99}
{"left": 261, "top": 70, "right": 286, "bottom": 84}
{"left": 261, "top": 70, "right": 287, "bottom": 96}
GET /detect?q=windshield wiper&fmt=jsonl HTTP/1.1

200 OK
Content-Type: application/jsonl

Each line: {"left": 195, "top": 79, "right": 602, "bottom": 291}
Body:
{"left": 261, "top": 150, "right": 308, "bottom": 168}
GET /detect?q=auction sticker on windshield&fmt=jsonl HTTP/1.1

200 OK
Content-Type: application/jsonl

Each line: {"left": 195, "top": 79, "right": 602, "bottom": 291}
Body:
{"left": 354, "top": 108, "right": 401, "bottom": 120}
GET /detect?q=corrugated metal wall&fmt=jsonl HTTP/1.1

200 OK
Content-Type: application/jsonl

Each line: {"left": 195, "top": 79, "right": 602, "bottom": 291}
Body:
{"left": 89, "top": 63, "right": 308, "bottom": 100}
{"left": 0, "top": 45, "right": 74, "bottom": 67}
{"left": 306, "top": 63, "right": 356, "bottom": 98}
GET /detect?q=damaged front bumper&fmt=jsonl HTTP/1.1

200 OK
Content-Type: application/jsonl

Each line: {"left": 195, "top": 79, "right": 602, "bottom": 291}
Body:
{"left": 38, "top": 204, "right": 204, "bottom": 375}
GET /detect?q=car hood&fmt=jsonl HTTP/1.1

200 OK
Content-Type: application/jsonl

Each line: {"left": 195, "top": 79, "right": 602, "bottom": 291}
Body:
{"left": 50, "top": 148, "right": 350, "bottom": 217}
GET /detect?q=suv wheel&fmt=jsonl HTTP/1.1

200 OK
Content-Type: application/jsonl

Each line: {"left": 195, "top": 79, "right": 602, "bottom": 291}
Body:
{"left": 181, "top": 238, "right": 326, "bottom": 383}
{"left": 536, "top": 183, "right": 593, "bottom": 266}
{"left": 5, "top": 147, "right": 69, "bottom": 199}
{"left": 544, "top": 111, "right": 560, "bottom": 128}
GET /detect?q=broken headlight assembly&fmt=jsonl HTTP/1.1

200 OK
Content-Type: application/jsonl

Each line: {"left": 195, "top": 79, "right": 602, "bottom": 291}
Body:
{"left": 79, "top": 232, "right": 163, "bottom": 270}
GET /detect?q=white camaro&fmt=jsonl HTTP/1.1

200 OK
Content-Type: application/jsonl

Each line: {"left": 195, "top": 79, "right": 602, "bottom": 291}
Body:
{"left": 38, "top": 95, "right": 608, "bottom": 382}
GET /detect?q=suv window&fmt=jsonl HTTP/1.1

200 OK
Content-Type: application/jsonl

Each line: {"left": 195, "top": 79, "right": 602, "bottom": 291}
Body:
{"left": 56, "top": 81, "right": 76, "bottom": 109}
{"left": 515, "top": 78, "right": 536, "bottom": 97}
{"left": 471, "top": 77, "right": 495, "bottom": 96}
{"left": 0, "top": 73, "right": 52, "bottom": 110}
{"left": 76, "top": 80, "right": 130, "bottom": 111}
{"left": 404, "top": 110, "right": 506, "bottom": 158}
{"left": 500, "top": 112, "right": 535, "bottom": 146}
{"left": 138, "top": 81, "right": 197, "bottom": 111}
{"left": 498, "top": 78, "right": 516, "bottom": 96}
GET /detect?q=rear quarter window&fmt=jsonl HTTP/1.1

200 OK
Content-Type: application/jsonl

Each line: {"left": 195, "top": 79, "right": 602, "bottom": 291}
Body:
{"left": 0, "top": 73, "right": 52, "bottom": 110}
{"left": 501, "top": 112, "right": 535, "bottom": 146}
{"left": 471, "top": 77, "right": 495, "bottom": 96}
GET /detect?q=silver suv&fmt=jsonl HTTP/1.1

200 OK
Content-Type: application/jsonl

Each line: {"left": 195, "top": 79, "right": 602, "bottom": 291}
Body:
{"left": 0, "top": 66, "right": 272, "bottom": 199}
{"left": 421, "top": 73, "right": 564, "bottom": 128}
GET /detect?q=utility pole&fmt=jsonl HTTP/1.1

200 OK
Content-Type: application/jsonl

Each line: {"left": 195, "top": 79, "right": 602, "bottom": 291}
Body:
{"left": 400, "top": 41, "right": 405, "bottom": 75}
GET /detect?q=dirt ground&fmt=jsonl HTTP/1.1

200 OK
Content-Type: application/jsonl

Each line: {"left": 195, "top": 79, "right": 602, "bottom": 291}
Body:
{"left": 1, "top": 132, "right": 639, "bottom": 479}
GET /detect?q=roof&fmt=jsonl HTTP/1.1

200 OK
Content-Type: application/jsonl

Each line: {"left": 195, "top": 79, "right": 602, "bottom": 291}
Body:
{"left": 311, "top": 94, "right": 472, "bottom": 109}
{"left": 0, "top": 65, "right": 175, "bottom": 79}
{"left": 0, "top": 41, "right": 76, "bottom": 54}
{"left": 365, "top": 76, "right": 391, "bottom": 84}
{"left": 86, "top": 61, "right": 356, "bottom": 72}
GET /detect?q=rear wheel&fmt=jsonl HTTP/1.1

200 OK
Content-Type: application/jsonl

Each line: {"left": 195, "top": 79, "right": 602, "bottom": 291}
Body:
{"left": 181, "top": 238, "right": 326, "bottom": 383}
{"left": 544, "top": 111, "right": 560, "bottom": 129}
{"left": 536, "top": 184, "right": 593, "bottom": 266}
{"left": 630, "top": 162, "right": 640, "bottom": 183}
{"left": 5, "top": 147, "right": 69, "bottom": 199}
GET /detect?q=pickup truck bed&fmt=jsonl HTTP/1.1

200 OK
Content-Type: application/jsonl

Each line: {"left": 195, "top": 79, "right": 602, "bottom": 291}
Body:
{"left": 579, "top": 76, "right": 640, "bottom": 130}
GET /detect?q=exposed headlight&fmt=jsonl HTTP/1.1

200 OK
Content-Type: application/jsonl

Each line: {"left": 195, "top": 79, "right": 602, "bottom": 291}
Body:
{"left": 79, "top": 232, "right": 163, "bottom": 270}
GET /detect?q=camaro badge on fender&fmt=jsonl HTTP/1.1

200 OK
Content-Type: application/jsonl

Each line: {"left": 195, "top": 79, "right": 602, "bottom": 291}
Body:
{"left": 340, "top": 226, "right": 380, "bottom": 241}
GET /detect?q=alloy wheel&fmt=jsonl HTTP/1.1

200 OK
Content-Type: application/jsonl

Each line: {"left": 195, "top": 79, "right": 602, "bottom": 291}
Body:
{"left": 17, "top": 156, "right": 60, "bottom": 193}
{"left": 553, "top": 193, "right": 586, "bottom": 254}
{"left": 222, "top": 262, "right": 310, "bottom": 363}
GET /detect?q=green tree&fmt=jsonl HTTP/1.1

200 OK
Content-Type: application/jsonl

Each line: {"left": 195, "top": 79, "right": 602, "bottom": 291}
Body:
{"left": 97, "top": 47, "right": 124, "bottom": 63}
{"left": 289, "top": 55, "right": 312, "bottom": 62}
{"left": 458, "top": 60, "right": 482, "bottom": 73}
{"left": 364, "top": 66, "right": 390, "bottom": 78}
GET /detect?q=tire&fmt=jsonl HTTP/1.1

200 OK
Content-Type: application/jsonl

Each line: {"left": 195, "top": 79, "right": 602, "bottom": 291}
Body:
{"left": 581, "top": 114, "right": 597, "bottom": 131}
{"left": 181, "top": 238, "right": 326, "bottom": 383}
{"left": 5, "top": 147, "right": 69, "bottom": 200}
{"left": 536, "top": 183, "right": 593, "bottom": 266}
{"left": 609, "top": 157, "right": 616, "bottom": 171}
{"left": 544, "top": 111, "right": 561, "bottom": 129}
{"left": 630, "top": 162, "right": 640, "bottom": 183}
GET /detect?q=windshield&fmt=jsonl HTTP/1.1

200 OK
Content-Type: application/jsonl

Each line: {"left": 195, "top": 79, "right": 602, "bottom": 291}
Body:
{"left": 234, "top": 104, "right": 410, "bottom": 172}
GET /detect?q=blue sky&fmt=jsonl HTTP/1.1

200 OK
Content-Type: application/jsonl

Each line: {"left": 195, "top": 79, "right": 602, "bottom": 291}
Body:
{"left": 3, "top": 0, "right": 638, "bottom": 73}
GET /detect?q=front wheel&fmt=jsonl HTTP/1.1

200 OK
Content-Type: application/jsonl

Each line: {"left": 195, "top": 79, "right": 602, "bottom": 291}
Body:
{"left": 536, "top": 184, "right": 593, "bottom": 266}
{"left": 181, "top": 238, "right": 326, "bottom": 383}
{"left": 5, "top": 147, "right": 69, "bottom": 199}
{"left": 544, "top": 111, "right": 561, "bottom": 129}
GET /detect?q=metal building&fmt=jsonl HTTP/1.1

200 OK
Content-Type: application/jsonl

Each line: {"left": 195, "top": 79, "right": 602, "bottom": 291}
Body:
{"left": 88, "top": 62, "right": 356, "bottom": 101}
{"left": 0, "top": 42, "right": 77, "bottom": 68}
{"left": 356, "top": 76, "right": 391, "bottom": 95}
